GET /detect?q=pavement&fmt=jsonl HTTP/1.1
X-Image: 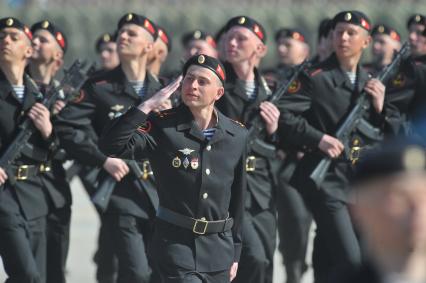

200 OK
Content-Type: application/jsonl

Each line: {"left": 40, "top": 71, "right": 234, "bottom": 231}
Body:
{"left": 0, "top": 177, "right": 314, "bottom": 283}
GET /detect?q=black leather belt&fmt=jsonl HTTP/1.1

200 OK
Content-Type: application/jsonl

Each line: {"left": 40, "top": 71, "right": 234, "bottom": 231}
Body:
{"left": 156, "top": 206, "right": 233, "bottom": 235}
{"left": 11, "top": 163, "right": 51, "bottom": 181}
{"left": 245, "top": 155, "right": 268, "bottom": 172}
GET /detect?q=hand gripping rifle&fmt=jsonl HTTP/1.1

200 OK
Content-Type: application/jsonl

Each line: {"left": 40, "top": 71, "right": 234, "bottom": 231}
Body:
{"left": 0, "top": 60, "right": 94, "bottom": 183}
{"left": 309, "top": 42, "right": 410, "bottom": 187}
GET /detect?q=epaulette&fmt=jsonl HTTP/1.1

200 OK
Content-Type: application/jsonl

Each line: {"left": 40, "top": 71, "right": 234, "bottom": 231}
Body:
{"left": 230, "top": 119, "right": 246, "bottom": 128}
{"left": 309, "top": 68, "right": 322, "bottom": 77}
{"left": 155, "top": 108, "right": 177, "bottom": 119}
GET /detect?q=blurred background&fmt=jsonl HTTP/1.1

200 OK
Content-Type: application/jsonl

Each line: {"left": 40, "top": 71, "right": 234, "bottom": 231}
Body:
{"left": 3, "top": 0, "right": 426, "bottom": 74}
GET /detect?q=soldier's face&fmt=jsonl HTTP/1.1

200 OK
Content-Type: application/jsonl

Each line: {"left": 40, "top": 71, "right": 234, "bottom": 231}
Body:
{"left": 117, "top": 24, "right": 153, "bottom": 59}
{"left": 31, "top": 29, "right": 62, "bottom": 62}
{"left": 99, "top": 42, "right": 120, "bottom": 70}
{"left": 181, "top": 65, "right": 224, "bottom": 109}
{"left": 317, "top": 32, "right": 334, "bottom": 60}
{"left": 184, "top": 40, "right": 218, "bottom": 60}
{"left": 276, "top": 37, "right": 308, "bottom": 66}
{"left": 408, "top": 23, "right": 425, "bottom": 56}
{"left": 333, "top": 23, "right": 370, "bottom": 59}
{"left": 372, "top": 34, "right": 400, "bottom": 63}
{"left": 226, "top": 26, "right": 262, "bottom": 64}
{"left": 351, "top": 173, "right": 426, "bottom": 259}
{"left": 0, "top": 27, "right": 32, "bottom": 63}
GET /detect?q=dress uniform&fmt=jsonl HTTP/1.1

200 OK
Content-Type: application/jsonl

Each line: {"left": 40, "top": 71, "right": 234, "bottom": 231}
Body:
{"left": 29, "top": 20, "right": 72, "bottom": 283}
{"left": 216, "top": 16, "right": 277, "bottom": 283}
{"left": 56, "top": 13, "right": 162, "bottom": 283}
{"left": 100, "top": 54, "right": 247, "bottom": 283}
{"left": 0, "top": 17, "right": 59, "bottom": 283}
{"left": 277, "top": 11, "right": 401, "bottom": 283}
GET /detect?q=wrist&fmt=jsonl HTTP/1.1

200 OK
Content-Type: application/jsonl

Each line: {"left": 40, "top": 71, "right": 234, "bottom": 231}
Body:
{"left": 138, "top": 101, "right": 154, "bottom": 114}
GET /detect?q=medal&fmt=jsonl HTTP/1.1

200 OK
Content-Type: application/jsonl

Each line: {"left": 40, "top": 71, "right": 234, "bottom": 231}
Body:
{"left": 172, "top": 157, "right": 181, "bottom": 168}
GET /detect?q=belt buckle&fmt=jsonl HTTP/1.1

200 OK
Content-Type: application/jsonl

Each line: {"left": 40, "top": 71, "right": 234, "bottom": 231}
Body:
{"left": 193, "top": 219, "right": 208, "bottom": 235}
{"left": 16, "top": 165, "right": 29, "bottom": 180}
{"left": 245, "top": 156, "right": 256, "bottom": 172}
{"left": 350, "top": 146, "right": 362, "bottom": 165}
{"left": 142, "top": 160, "right": 153, "bottom": 180}
{"left": 39, "top": 163, "right": 51, "bottom": 173}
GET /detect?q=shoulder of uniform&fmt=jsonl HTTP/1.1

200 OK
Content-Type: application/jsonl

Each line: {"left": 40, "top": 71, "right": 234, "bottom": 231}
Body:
{"left": 309, "top": 68, "right": 323, "bottom": 77}
{"left": 87, "top": 69, "right": 115, "bottom": 86}
{"left": 229, "top": 118, "right": 246, "bottom": 129}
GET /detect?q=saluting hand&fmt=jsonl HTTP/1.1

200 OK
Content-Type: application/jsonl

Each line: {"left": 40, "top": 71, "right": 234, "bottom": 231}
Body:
{"left": 259, "top": 101, "right": 281, "bottom": 135}
{"left": 138, "top": 76, "right": 182, "bottom": 114}
{"left": 153, "top": 98, "right": 173, "bottom": 112}
{"left": 0, "top": 167, "right": 8, "bottom": 186}
{"left": 230, "top": 262, "right": 238, "bottom": 281}
{"left": 28, "top": 103, "right": 53, "bottom": 139}
{"left": 103, "top": 157, "right": 129, "bottom": 182}
{"left": 319, "top": 134, "right": 344, "bottom": 159}
{"left": 364, "top": 79, "right": 385, "bottom": 113}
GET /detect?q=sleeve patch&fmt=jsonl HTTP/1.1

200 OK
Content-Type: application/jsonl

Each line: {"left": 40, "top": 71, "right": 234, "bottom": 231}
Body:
{"left": 72, "top": 89, "right": 85, "bottom": 103}
{"left": 287, "top": 80, "right": 301, "bottom": 94}
{"left": 137, "top": 121, "right": 152, "bottom": 133}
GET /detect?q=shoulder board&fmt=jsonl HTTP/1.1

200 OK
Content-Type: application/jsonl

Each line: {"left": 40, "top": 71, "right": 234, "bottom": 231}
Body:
{"left": 260, "top": 76, "right": 273, "bottom": 95}
{"left": 309, "top": 69, "right": 323, "bottom": 77}
{"left": 230, "top": 119, "right": 246, "bottom": 128}
{"left": 155, "top": 108, "right": 177, "bottom": 119}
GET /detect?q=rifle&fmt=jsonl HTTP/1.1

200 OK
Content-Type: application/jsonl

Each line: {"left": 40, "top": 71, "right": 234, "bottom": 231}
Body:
{"left": 247, "top": 60, "right": 311, "bottom": 155}
{"left": 309, "top": 42, "right": 410, "bottom": 187}
{"left": 0, "top": 60, "right": 94, "bottom": 183}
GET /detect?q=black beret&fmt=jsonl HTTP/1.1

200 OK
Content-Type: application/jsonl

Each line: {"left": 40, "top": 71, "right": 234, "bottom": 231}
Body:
{"left": 95, "top": 32, "right": 117, "bottom": 53}
{"left": 157, "top": 26, "right": 172, "bottom": 52}
{"left": 31, "top": 20, "right": 67, "bottom": 53}
{"left": 183, "top": 54, "right": 226, "bottom": 85}
{"left": 351, "top": 138, "right": 426, "bottom": 187}
{"left": 318, "top": 18, "right": 333, "bottom": 40}
{"left": 275, "top": 28, "right": 306, "bottom": 43}
{"left": 182, "top": 30, "right": 216, "bottom": 48}
{"left": 371, "top": 24, "right": 401, "bottom": 42}
{"left": 117, "top": 13, "right": 157, "bottom": 41}
{"left": 225, "top": 16, "right": 267, "bottom": 43}
{"left": 0, "top": 17, "right": 32, "bottom": 40}
{"left": 407, "top": 14, "right": 426, "bottom": 29}
{"left": 332, "top": 11, "right": 371, "bottom": 32}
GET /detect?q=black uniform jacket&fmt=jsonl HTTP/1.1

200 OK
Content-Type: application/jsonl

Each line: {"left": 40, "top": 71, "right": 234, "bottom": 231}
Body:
{"left": 216, "top": 62, "right": 276, "bottom": 211}
{"left": 277, "top": 54, "right": 400, "bottom": 201}
{"left": 0, "top": 70, "right": 59, "bottom": 220}
{"left": 99, "top": 104, "right": 248, "bottom": 272}
{"left": 56, "top": 66, "right": 162, "bottom": 217}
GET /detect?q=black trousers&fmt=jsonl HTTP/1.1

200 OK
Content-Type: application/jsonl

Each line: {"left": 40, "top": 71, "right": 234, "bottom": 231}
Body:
{"left": 100, "top": 213, "right": 154, "bottom": 283}
{"left": 46, "top": 206, "right": 71, "bottom": 283}
{"left": 300, "top": 186, "right": 361, "bottom": 283}
{"left": 155, "top": 264, "right": 229, "bottom": 283}
{"left": 276, "top": 181, "right": 312, "bottom": 283}
{"left": 233, "top": 206, "right": 276, "bottom": 283}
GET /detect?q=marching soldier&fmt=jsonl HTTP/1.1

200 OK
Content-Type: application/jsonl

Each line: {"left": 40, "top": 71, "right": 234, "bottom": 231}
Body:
{"left": 95, "top": 32, "right": 120, "bottom": 71}
{"left": 100, "top": 54, "right": 247, "bottom": 283}
{"left": 147, "top": 26, "right": 171, "bottom": 80}
{"left": 312, "top": 18, "right": 334, "bottom": 64}
{"left": 28, "top": 19, "right": 71, "bottom": 283}
{"left": 407, "top": 14, "right": 426, "bottom": 60}
{"left": 217, "top": 16, "right": 280, "bottom": 283}
{"left": 0, "top": 17, "right": 58, "bottom": 283}
{"left": 56, "top": 13, "right": 162, "bottom": 283}
{"left": 181, "top": 30, "right": 218, "bottom": 60}
{"left": 277, "top": 11, "right": 400, "bottom": 283}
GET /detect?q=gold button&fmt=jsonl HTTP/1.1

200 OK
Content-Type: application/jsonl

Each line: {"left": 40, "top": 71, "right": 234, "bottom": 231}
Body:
{"left": 205, "top": 169, "right": 210, "bottom": 175}
{"left": 20, "top": 111, "right": 25, "bottom": 116}
{"left": 200, "top": 217, "right": 206, "bottom": 221}
{"left": 203, "top": 193, "right": 208, "bottom": 199}
{"left": 206, "top": 145, "right": 211, "bottom": 151}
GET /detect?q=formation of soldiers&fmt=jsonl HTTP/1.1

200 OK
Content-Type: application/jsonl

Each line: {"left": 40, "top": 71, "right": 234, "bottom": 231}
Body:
{"left": 0, "top": 8, "right": 425, "bottom": 283}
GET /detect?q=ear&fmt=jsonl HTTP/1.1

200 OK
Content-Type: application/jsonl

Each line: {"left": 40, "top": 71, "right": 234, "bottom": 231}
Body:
{"left": 362, "top": 34, "right": 372, "bottom": 49}
{"left": 144, "top": 41, "right": 154, "bottom": 54}
{"left": 215, "top": 86, "right": 225, "bottom": 101}
{"left": 24, "top": 45, "right": 33, "bottom": 59}
{"left": 256, "top": 42, "right": 268, "bottom": 58}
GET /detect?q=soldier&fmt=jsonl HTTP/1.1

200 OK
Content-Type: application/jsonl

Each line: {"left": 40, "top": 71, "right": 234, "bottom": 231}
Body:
{"left": 332, "top": 139, "right": 426, "bottom": 283}
{"left": 216, "top": 16, "right": 280, "bottom": 283}
{"left": 56, "top": 13, "right": 162, "bottom": 283}
{"left": 277, "top": 11, "right": 400, "bottom": 283}
{"left": 0, "top": 17, "right": 58, "bottom": 283}
{"left": 407, "top": 14, "right": 426, "bottom": 60}
{"left": 181, "top": 30, "right": 218, "bottom": 60}
{"left": 312, "top": 18, "right": 334, "bottom": 64}
{"left": 28, "top": 19, "right": 71, "bottom": 283}
{"left": 95, "top": 32, "right": 120, "bottom": 71}
{"left": 363, "top": 24, "right": 401, "bottom": 75}
{"left": 99, "top": 54, "right": 247, "bottom": 283}
{"left": 147, "top": 26, "right": 171, "bottom": 80}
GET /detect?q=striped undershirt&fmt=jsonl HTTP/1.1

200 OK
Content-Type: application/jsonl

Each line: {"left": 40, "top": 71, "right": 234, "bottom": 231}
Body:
{"left": 13, "top": 85, "right": 25, "bottom": 103}
{"left": 129, "top": 80, "right": 146, "bottom": 98}
{"left": 202, "top": 128, "right": 216, "bottom": 141}
{"left": 345, "top": 71, "right": 357, "bottom": 85}
{"left": 240, "top": 79, "right": 257, "bottom": 101}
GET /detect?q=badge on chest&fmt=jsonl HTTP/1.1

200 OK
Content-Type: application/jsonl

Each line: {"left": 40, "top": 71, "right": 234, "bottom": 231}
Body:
{"left": 172, "top": 148, "right": 199, "bottom": 170}
{"left": 108, "top": 104, "right": 125, "bottom": 119}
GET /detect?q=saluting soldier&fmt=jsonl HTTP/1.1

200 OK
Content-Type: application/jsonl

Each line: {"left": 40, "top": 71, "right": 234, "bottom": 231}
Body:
{"left": 95, "top": 32, "right": 120, "bottom": 71}
{"left": 181, "top": 30, "right": 218, "bottom": 60}
{"left": 277, "top": 11, "right": 400, "bottom": 283}
{"left": 27, "top": 19, "right": 71, "bottom": 283}
{"left": 55, "top": 13, "right": 162, "bottom": 283}
{"left": 217, "top": 16, "right": 280, "bottom": 283}
{"left": 100, "top": 54, "right": 247, "bottom": 283}
{"left": 0, "top": 17, "right": 59, "bottom": 283}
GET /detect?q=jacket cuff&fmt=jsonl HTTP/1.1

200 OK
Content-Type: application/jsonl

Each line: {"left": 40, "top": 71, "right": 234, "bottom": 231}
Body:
{"left": 233, "top": 243, "right": 242, "bottom": 262}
